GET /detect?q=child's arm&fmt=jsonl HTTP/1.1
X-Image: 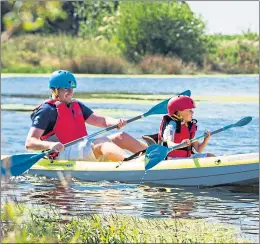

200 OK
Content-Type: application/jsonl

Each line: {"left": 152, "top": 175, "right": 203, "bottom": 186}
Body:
{"left": 192, "top": 131, "right": 211, "bottom": 153}
{"left": 164, "top": 121, "right": 179, "bottom": 147}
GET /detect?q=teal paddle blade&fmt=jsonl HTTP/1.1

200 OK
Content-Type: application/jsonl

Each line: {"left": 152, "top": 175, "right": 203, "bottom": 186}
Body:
{"left": 144, "top": 90, "right": 191, "bottom": 117}
{"left": 180, "top": 90, "right": 191, "bottom": 97}
{"left": 145, "top": 145, "right": 169, "bottom": 170}
{"left": 1, "top": 153, "right": 46, "bottom": 177}
{"left": 235, "top": 116, "right": 252, "bottom": 127}
{"left": 143, "top": 99, "right": 170, "bottom": 117}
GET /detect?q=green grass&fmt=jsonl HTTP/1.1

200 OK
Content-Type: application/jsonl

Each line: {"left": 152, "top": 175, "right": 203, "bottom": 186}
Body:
{"left": 1, "top": 202, "right": 251, "bottom": 243}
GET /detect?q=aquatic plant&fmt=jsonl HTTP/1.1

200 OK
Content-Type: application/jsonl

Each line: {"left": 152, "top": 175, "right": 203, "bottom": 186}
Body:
{"left": 1, "top": 202, "right": 251, "bottom": 243}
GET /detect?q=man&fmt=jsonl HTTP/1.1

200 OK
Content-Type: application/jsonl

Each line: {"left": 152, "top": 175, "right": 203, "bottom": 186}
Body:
{"left": 25, "top": 70, "right": 147, "bottom": 162}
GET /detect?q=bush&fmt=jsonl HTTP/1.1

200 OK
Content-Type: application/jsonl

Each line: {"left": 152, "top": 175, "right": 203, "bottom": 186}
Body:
{"left": 1, "top": 34, "right": 125, "bottom": 73}
{"left": 206, "top": 31, "right": 259, "bottom": 42}
{"left": 1, "top": 33, "right": 259, "bottom": 74}
{"left": 138, "top": 55, "right": 198, "bottom": 74}
{"left": 75, "top": 55, "right": 130, "bottom": 74}
{"left": 207, "top": 40, "right": 259, "bottom": 74}
{"left": 117, "top": 1, "right": 208, "bottom": 65}
{"left": 73, "top": 0, "right": 118, "bottom": 39}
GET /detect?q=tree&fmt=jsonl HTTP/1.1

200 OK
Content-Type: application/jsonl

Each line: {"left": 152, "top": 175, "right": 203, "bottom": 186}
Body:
{"left": 117, "top": 1, "right": 208, "bottom": 65}
{"left": 1, "top": 1, "right": 67, "bottom": 42}
{"left": 73, "top": 0, "right": 119, "bottom": 38}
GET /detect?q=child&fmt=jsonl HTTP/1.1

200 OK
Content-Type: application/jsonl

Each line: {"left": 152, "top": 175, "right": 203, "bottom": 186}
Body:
{"left": 158, "top": 95, "right": 215, "bottom": 158}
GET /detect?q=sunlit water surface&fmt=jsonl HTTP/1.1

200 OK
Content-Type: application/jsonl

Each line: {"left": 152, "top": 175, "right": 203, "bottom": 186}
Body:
{"left": 1, "top": 75, "right": 259, "bottom": 241}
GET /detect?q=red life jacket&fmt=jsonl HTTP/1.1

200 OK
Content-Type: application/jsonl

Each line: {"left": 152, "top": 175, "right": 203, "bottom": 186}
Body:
{"left": 158, "top": 115, "right": 197, "bottom": 158}
{"left": 34, "top": 99, "right": 88, "bottom": 144}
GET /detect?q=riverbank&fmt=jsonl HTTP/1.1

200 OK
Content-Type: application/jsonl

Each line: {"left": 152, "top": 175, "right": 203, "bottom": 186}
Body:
{"left": 1, "top": 34, "right": 259, "bottom": 75}
{"left": 2, "top": 202, "right": 252, "bottom": 243}
{"left": 1, "top": 73, "right": 259, "bottom": 78}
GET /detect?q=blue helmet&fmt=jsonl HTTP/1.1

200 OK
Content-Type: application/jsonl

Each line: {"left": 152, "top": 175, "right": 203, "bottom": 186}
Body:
{"left": 49, "top": 70, "right": 77, "bottom": 89}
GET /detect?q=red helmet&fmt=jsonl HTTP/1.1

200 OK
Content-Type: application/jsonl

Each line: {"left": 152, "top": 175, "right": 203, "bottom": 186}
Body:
{"left": 167, "top": 96, "right": 196, "bottom": 115}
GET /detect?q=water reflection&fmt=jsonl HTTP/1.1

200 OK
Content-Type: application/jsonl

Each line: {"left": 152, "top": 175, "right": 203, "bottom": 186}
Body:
{"left": 1, "top": 176, "right": 258, "bottom": 241}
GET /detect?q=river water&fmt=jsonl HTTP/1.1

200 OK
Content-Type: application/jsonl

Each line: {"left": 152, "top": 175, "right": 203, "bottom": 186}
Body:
{"left": 1, "top": 75, "right": 259, "bottom": 241}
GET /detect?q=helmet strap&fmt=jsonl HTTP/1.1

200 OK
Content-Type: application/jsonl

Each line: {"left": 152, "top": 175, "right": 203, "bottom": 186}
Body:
{"left": 174, "top": 112, "right": 189, "bottom": 126}
{"left": 172, "top": 113, "right": 182, "bottom": 121}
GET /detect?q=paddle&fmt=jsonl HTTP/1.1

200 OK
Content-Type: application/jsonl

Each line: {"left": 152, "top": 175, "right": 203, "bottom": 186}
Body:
{"left": 144, "top": 116, "right": 253, "bottom": 170}
{"left": 1, "top": 90, "right": 191, "bottom": 177}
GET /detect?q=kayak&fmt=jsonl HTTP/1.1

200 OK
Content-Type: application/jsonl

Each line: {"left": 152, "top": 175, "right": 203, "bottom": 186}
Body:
{"left": 2, "top": 153, "right": 258, "bottom": 187}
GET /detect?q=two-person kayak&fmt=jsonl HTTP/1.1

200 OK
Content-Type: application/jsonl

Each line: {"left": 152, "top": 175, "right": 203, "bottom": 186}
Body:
{"left": 2, "top": 153, "right": 258, "bottom": 187}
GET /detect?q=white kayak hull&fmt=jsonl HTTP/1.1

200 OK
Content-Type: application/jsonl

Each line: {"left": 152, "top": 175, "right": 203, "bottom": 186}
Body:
{"left": 25, "top": 152, "right": 259, "bottom": 187}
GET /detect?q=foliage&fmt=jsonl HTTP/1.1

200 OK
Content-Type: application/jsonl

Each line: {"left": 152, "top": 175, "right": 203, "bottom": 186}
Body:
{"left": 97, "top": 11, "right": 120, "bottom": 41}
{"left": 1, "top": 34, "right": 126, "bottom": 74}
{"left": 206, "top": 40, "right": 259, "bottom": 74}
{"left": 1, "top": 33, "right": 259, "bottom": 74}
{"left": 1, "top": 202, "right": 251, "bottom": 243}
{"left": 72, "top": 0, "right": 119, "bottom": 39}
{"left": 117, "top": 1, "right": 208, "bottom": 65}
{"left": 206, "top": 30, "right": 259, "bottom": 42}
{"left": 2, "top": 1, "right": 66, "bottom": 38}
{"left": 2, "top": 1, "right": 259, "bottom": 74}
{"left": 138, "top": 55, "right": 198, "bottom": 75}
{"left": 75, "top": 56, "right": 130, "bottom": 74}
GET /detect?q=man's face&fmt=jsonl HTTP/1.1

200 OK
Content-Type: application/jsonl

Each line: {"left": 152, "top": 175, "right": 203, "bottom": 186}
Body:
{"left": 57, "top": 88, "right": 74, "bottom": 104}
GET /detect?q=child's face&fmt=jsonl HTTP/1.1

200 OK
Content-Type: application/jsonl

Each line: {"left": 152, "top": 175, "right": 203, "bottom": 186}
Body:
{"left": 180, "top": 109, "right": 194, "bottom": 122}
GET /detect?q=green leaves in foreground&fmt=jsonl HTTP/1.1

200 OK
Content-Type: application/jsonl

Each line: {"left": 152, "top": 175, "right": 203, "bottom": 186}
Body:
{"left": 1, "top": 202, "right": 251, "bottom": 243}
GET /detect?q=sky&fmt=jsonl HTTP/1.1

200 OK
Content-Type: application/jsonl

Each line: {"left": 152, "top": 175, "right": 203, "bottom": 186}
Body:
{"left": 187, "top": 1, "right": 259, "bottom": 34}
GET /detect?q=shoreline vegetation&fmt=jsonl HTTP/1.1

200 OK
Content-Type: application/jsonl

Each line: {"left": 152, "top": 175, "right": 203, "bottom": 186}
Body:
{"left": 1, "top": 202, "right": 252, "bottom": 243}
{"left": 2, "top": 34, "right": 259, "bottom": 75}
{"left": 2, "top": 73, "right": 259, "bottom": 78}
{"left": 2, "top": 2, "right": 259, "bottom": 75}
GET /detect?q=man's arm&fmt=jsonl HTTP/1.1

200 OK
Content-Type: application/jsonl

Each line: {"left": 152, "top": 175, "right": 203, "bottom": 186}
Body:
{"left": 25, "top": 127, "right": 64, "bottom": 152}
{"left": 86, "top": 112, "right": 126, "bottom": 128}
{"left": 25, "top": 104, "right": 64, "bottom": 152}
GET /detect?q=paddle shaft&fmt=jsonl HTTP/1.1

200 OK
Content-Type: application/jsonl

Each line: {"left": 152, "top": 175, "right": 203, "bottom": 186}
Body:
{"left": 63, "top": 116, "right": 233, "bottom": 153}
{"left": 48, "top": 90, "right": 191, "bottom": 155}
{"left": 52, "top": 115, "right": 144, "bottom": 151}
{"left": 167, "top": 123, "right": 237, "bottom": 153}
